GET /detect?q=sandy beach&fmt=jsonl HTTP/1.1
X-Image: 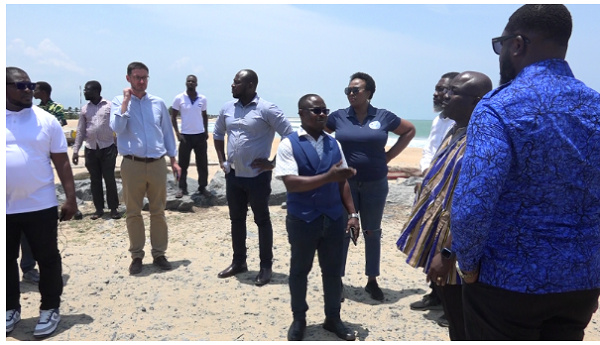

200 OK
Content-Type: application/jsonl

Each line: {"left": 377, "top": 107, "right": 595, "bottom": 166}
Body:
{"left": 9, "top": 120, "right": 598, "bottom": 341}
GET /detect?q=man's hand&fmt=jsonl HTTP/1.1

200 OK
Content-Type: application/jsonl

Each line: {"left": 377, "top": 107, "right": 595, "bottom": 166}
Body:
{"left": 346, "top": 218, "right": 360, "bottom": 245}
{"left": 427, "top": 252, "right": 453, "bottom": 286}
{"left": 72, "top": 152, "right": 79, "bottom": 165}
{"left": 326, "top": 161, "right": 357, "bottom": 183}
{"left": 172, "top": 161, "right": 182, "bottom": 181}
{"left": 59, "top": 199, "right": 78, "bottom": 221}
{"left": 250, "top": 158, "right": 275, "bottom": 172}
{"left": 177, "top": 133, "right": 186, "bottom": 142}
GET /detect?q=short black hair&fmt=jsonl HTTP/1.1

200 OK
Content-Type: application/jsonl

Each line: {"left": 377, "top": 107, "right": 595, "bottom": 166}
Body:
{"left": 36, "top": 81, "right": 52, "bottom": 95}
{"left": 506, "top": 4, "right": 572, "bottom": 46}
{"left": 240, "top": 69, "right": 258, "bottom": 86}
{"left": 85, "top": 80, "right": 102, "bottom": 93}
{"left": 6, "top": 67, "right": 27, "bottom": 82}
{"left": 350, "top": 72, "right": 376, "bottom": 100}
{"left": 298, "top": 94, "right": 320, "bottom": 109}
{"left": 187, "top": 74, "right": 197, "bottom": 80}
{"left": 127, "top": 61, "right": 149, "bottom": 75}
{"left": 441, "top": 72, "right": 459, "bottom": 80}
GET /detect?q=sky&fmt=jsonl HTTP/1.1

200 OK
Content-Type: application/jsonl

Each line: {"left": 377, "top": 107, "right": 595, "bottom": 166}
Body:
{"left": 5, "top": 3, "right": 600, "bottom": 121}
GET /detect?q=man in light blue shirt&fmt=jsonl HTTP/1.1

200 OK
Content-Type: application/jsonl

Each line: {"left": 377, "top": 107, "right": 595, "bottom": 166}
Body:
{"left": 213, "top": 69, "right": 293, "bottom": 286}
{"left": 110, "top": 61, "right": 181, "bottom": 275}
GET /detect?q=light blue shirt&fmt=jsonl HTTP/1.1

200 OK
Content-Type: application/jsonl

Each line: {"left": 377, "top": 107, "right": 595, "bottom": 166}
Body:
{"left": 110, "top": 93, "right": 177, "bottom": 159}
{"left": 213, "top": 94, "right": 293, "bottom": 178}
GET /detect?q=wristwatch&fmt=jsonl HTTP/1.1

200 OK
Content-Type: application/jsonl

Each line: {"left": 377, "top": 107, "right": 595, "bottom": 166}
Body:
{"left": 455, "top": 261, "right": 478, "bottom": 281}
{"left": 441, "top": 247, "right": 455, "bottom": 260}
{"left": 348, "top": 213, "right": 359, "bottom": 220}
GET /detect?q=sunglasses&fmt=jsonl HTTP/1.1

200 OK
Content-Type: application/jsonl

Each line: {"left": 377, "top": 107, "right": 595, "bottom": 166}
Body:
{"left": 302, "top": 107, "right": 330, "bottom": 115}
{"left": 344, "top": 87, "right": 363, "bottom": 95}
{"left": 7, "top": 82, "right": 36, "bottom": 90}
{"left": 491, "top": 34, "right": 530, "bottom": 55}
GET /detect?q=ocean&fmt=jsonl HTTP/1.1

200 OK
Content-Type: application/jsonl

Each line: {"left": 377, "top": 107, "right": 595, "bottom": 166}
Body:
{"left": 207, "top": 118, "right": 433, "bottom": 149}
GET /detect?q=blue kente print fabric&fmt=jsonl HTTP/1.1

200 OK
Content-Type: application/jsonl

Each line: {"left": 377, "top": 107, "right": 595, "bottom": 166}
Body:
{"left": 451, "top": 59, "right": 600, "bottom": 294}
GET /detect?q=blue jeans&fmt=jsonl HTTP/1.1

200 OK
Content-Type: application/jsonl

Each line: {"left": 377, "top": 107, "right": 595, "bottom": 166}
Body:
{"left": 287, "top": 214, "right": 344, "bottom": 320}
{"left": 225, "top": 169, "right": 273, "bottom": 269}
{"left": 341, "top": 176, "right": 388, "bottom": 278}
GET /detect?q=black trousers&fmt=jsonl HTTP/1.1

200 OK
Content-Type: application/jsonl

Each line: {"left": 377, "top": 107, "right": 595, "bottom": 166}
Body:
{"left": 6, "top": 207, "right": 63, "bottom": 310}
{"left": 287, "top": 214, "right": 344, "bottom": 321}
{"left": 225, "top": 169, "right": 273, "bottom": 269}
{"left": 85, "top": 144, "right": 119, "bottom": 212}
{"left": 178, "top": 132, "right": 208, "bottom": 192}
{"left": 462, "top": 282, "right": 600, "bottom": 340}
{"left": 439, "top": 284, "right": 466, "bottom": 340}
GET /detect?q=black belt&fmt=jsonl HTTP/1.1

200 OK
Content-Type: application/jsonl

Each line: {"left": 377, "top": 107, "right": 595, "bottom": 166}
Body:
{"left": 123, "top": 155, "right": 163, "bottom": 163}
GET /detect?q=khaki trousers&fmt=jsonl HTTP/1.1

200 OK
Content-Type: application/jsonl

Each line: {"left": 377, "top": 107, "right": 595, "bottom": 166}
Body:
{"left": 120, "top": 157, "right": 168, "bottom": 260}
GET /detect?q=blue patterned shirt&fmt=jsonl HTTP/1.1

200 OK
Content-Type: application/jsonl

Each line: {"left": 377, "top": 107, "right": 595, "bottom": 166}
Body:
{"left": 451, "top": 59, "right": 600, "bottom": 294}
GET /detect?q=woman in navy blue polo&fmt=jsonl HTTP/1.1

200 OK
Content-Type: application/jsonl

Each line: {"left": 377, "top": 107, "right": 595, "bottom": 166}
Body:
{"left": 326, "top": 72, "right": 415, "bottom": 301}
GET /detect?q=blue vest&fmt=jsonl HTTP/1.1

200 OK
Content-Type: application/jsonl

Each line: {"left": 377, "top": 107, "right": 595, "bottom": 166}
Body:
{"left": 287, "top": 132, "right": 344, "bottom": 223}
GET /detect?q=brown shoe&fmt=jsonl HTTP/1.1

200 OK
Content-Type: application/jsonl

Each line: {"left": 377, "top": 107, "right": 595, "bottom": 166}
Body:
{"left": 153, "top": 256, "right": 172, "bottom": 271}
{"left": 129, "top": 258, "right": 142, "bottom": 275}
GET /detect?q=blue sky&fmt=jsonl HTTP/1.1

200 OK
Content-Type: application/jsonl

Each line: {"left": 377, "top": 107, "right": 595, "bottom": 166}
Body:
{"left": 5, "top": 4, "right": 600, "bottom": 120}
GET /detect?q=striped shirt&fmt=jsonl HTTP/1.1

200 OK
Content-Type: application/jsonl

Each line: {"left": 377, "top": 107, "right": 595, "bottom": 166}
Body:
{"left": 396, "top": 126, "right": 466, "bottom": 285}
{"left": 73, "top": 98, "right": 116, "bottom": 152}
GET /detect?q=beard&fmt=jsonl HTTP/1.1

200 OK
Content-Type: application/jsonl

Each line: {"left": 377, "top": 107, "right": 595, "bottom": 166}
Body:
{"left": 433, "top": 103, "right": 443, "bottom": 113}
{"left": 499, "top": 53, "right": 517, "bottom": 85}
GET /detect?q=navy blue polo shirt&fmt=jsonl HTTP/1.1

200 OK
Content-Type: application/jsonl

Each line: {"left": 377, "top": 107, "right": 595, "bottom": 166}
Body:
{"left": 326, "top": 104, "right": 401, "bottom": 182}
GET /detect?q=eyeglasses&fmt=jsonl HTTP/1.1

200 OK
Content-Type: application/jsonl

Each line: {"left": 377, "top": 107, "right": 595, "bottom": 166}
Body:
{"left": 130, "top": 75, "right": 149, "bottom": 82}
{"left": 491, "top": 34, "right": 530, "bottom": 55}
{"left": 344, "top": 87, "right": 363, "bottom": 95}
{"left": 301, "top": 107, "right": 330, "bottom": 115}
{"left": 6, "top": 82, "right": 36, "bottom": 90}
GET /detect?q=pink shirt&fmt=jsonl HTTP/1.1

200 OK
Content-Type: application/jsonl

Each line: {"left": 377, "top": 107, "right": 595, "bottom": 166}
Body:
{"left": 73, "top": 98, "right": 116, "bottom": 152}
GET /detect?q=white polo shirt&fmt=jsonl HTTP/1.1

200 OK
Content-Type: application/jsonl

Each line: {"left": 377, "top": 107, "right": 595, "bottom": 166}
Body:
{"left": 6, "top": 105, "right": 67, "bottom": 214}
{"left": 171, "top": 91, "right": 208, "bottom": 135}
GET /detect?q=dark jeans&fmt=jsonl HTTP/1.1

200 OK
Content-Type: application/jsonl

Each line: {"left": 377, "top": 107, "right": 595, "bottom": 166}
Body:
{"left": 7, "top": 207, "right": 63, "bottom": 310}
{"left": 287, "top": 214, "right": 345, "bottom": 321}
{"left": 85, "top": 144, "right": 119, "bottom": 212}
{"left": 19, "top": 234, "right": 36, "bottom": 273}
{"left": 463, "top": 282, "right": 600, "bottom": 340}
{"left": 225, "top": 169, "right": 273, "bottom": 269}
{"left": 178, "top": 133, "right": 208, "bottom": 192}
{"left": 439, "top": 284, "right": 466, "bottom": 340}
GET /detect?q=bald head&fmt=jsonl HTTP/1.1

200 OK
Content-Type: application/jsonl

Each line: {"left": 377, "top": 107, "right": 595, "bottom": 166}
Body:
{"left": 443, "top": 71, "right": 492, "bottom": 127}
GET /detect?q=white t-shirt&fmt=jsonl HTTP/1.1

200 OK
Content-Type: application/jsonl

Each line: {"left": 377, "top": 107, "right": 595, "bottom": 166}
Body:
{"left": 419, "top": 114, "right": 455, "bottom": 172}
{"left": 6, "top": 106, "right": 67, "bottom": 214}
{"left": 171, "top": 91, "right": 208, "bottom": 135}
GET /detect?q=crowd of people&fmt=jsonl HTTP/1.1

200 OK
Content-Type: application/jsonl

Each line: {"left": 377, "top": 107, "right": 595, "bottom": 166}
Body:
{"left": 6, "top": 4, "right": 599, "bottom": 341}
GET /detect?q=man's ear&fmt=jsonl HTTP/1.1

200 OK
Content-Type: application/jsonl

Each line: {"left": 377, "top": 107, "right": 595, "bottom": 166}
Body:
{"left": 472, "top": 96, "right": 482, "bottom": 105}
{"left": 512, "top": 35, "right": 528, "bottom": 57}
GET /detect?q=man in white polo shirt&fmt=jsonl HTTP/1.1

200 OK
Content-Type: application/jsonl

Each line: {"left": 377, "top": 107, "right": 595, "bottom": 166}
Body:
{"left": 6, "top": 66, "right": 78, "bottom": 338}
{"left": 170, "top": 75, "right": 210, "bottom": 198}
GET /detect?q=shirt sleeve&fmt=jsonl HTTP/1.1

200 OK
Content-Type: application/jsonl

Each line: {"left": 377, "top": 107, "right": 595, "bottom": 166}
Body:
{"left": 49, "top": 116, "right": 68, "bottom": 153}
{"left": 110, "top": 96, "right": 128, "bottom": 134}
{"left": 420, "top": 116, "right": 441, "bottom": 172}
{"left": 72, "top": 107, "right": 87, "bottom": 153}
{"left": 266, "top": 103, "right": 294, "bottom": 137}
{"left": 212, "top": 107, "right": 227, "bottom": 141}
{"left": 274, "top": 137, "right": 297, "bottom": 179}
{"left": 171, "top": 95, "right": 181, "bottom": 111}
{"left": 451, "top": 103, "right": 512, "bottom": 272}
{"left": 160, "top": 100, "right": 177, "bottom": 158}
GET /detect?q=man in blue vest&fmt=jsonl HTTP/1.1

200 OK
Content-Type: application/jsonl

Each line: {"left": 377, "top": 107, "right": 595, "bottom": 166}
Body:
{"left": 274, "top": 94, "right": 359, "bottom": 341}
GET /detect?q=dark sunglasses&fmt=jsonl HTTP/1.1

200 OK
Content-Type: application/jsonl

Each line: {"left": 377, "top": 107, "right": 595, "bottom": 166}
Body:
{"left": 7, "top": 82, "right": 37, "bottom": 90}
{"left": 344, "top": 87, "right": 363, "bottom": 95}
{"left": 491, "top": 34, "right": 530, "bottom": 55}
{"left": 302, "top": 107, "right": 330, "bottom": 115}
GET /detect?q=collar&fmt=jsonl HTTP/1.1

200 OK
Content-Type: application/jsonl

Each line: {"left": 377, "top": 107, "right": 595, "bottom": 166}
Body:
{"left": 346, "top": 103, "right": 376, "bottom": 119}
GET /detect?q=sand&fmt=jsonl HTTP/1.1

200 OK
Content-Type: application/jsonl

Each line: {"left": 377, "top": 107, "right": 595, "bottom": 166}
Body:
{"left": 10, "top": 120, "right": 598, "bottom": 341}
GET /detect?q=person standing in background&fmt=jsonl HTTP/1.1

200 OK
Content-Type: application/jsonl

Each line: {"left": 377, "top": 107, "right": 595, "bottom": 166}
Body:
{"left": 33, "top": 81, "right": 67, "bottom": 126}
{"left": 72, "top": 80, "right": 120, "bottom": 220}
{"left": 170, "top": 74, "right": 210, "bottom": 198}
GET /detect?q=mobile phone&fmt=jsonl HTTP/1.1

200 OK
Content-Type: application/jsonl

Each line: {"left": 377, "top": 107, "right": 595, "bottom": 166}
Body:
{"left": 350, "top": 226, "right": 357, "bottom": 246}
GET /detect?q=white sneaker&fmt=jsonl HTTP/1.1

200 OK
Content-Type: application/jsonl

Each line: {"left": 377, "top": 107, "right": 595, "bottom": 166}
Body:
{"left": 6, "top": 309, "right": 21, "bottom": 333}
{"left": 33, "top": 309, "right": 60, "bottom": 338}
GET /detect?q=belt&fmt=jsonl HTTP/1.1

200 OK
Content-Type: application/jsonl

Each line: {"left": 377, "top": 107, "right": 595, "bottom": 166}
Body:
{"left": 123, "top": 155, "right": 163, "bottom": 163}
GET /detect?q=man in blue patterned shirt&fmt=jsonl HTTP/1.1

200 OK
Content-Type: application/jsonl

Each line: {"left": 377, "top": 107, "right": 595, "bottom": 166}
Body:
{"left": 451, "top": 4, "right": 600, "bottom": 340}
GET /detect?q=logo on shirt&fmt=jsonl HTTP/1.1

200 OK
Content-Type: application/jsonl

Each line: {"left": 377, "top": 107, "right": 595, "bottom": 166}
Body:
{"left": 369, "top": 121, "right": 381, "bottom": 130}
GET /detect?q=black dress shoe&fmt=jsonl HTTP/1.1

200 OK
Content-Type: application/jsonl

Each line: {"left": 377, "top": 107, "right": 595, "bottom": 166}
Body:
{"left": 287, "top": 319, "right": 306, "bottom": 341}
{"left": 129, "top": 258, "right": 142, "bottom": 275}
{"left": 254, "top": 267, "right": 272, "bottom": 286}
{"left": 323, "top": 317, "right": 356, "bottom": 341}
{"left": 218, "top": 263, "right": 248, "bottom": 278}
